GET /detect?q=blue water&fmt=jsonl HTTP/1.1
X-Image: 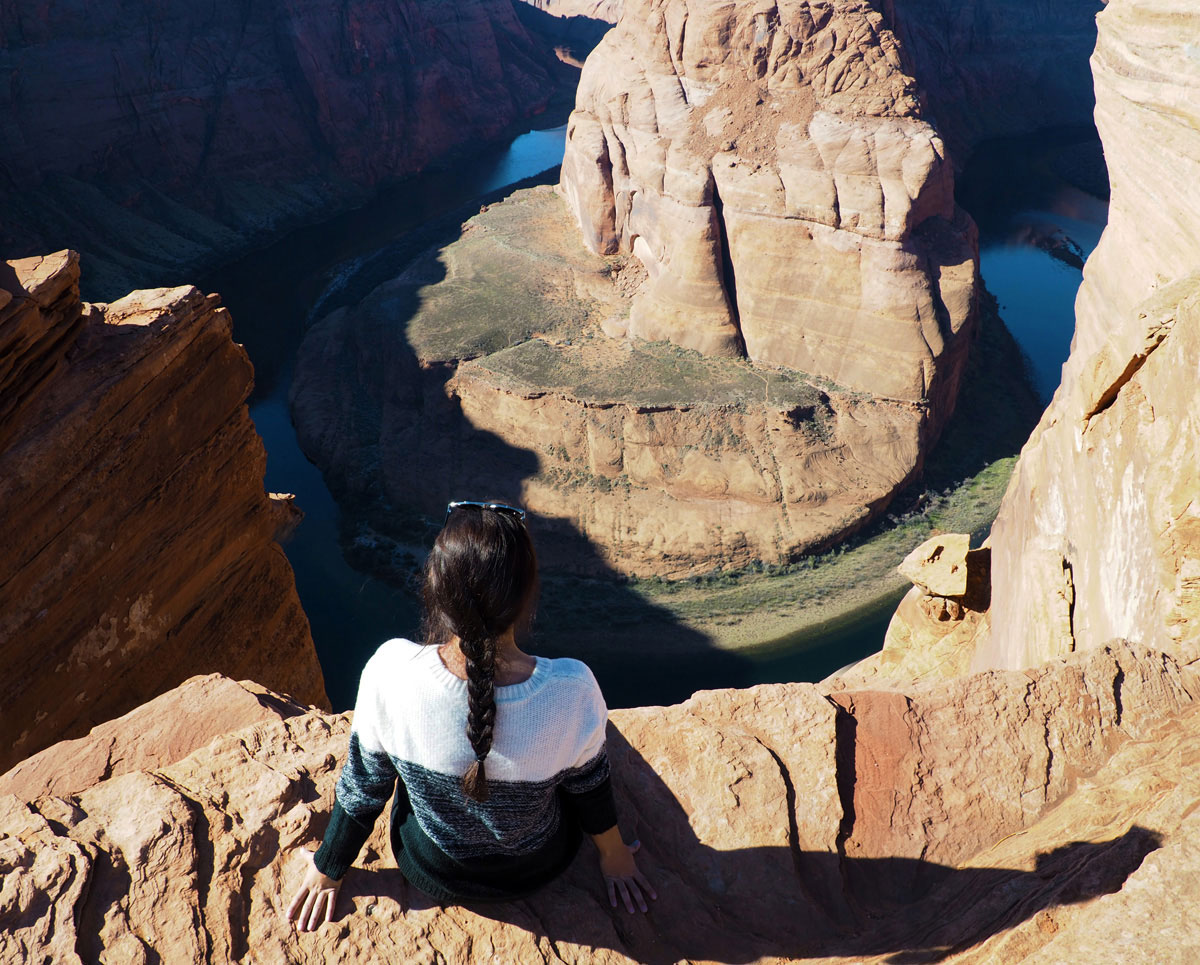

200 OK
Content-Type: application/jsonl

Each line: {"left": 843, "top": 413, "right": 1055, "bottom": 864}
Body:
{"left": 207, "top": 124, "right": 1108, "bottom": 710}
{"left": 959, "top": 131, "right": 1110, "bottom": 399}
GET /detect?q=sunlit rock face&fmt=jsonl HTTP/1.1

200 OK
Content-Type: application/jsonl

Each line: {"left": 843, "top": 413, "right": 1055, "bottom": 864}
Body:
{"left": 979, "top": 0, "right": 1200, "bottom": 672}
{"left": 4, "top": 641, "right": 1198, "bottom": 962}
{"left": 0, "top": 251, "right": 327, "bottom": 772}
{"left": 559, "top": 0, "right": 978, "bottom": 404}
{"left": 0, "top": 0, "right": 555, "bottom": 297}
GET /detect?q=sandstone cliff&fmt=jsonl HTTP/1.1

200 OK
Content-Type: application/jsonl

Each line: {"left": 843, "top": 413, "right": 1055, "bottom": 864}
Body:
{"left": 519, "top": 0, "right": 623, "bottom": 21}
{"left": 560, "top": 0, "right": 977, "bottom": 403}
{"left": 0, "top": 0, "right": 555, "bottom": 298}
{"left": 883, "top": 0, "right": 1105, "bottom": 158}
{"left": 973, "top": 0, "right": 1200, "bottom": 673}
{"left": 0, "top": 251, "right": 327, "bottom": 772}
{"left": 529, "top": 0, "right": 1105, "bottom": 160}
{"left": 291, "top": 0, "right": 981, "bottom": 579}
{"left": 292, "top": 186, "right": 953, "bottom": 578}
{"left": 4, "top": 641, "right": 1198, "bottom": 962}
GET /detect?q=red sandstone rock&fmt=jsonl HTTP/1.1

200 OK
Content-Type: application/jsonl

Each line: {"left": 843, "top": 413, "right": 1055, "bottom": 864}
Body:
{"left": 0, "top": 675, "right": 308, "bottom": 803}
{"left": 0, "top": 251, "right": 327, "bottom": 772}
{"left": 2, "top": 642, "right": 1196, "bottom": 962}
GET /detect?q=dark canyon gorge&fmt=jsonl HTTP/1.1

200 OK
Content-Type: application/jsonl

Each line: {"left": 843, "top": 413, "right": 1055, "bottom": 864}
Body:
{"left": 2, "top": 0, "right": 1199, "bottom": 962}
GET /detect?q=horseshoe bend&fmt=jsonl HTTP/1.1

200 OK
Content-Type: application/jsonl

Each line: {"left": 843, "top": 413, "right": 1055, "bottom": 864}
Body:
{"left": 2, "top": 0, "right": 1200, "bottom": 961}
{"left": 290, "top": 0, "right": 980, "bottom": 579}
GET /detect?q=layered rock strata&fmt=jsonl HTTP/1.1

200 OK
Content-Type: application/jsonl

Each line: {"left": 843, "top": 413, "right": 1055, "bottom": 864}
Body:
{"left": 0, "top": 0, "right": 555, "bottom": 298}
{"left": 0, "top": 251, "right": 327, "bottom": 771}
{"left": 976, "top": 0, "right": 1200, "bottom": 672}
{"left": 560, "top": 0, "right": 977, "bottom": 405}
{"left": 883, "top": 0, "right": 1106, "bottom": 158}
{"left": 293, "top": 186, "right": 940, "bottom": 577}
{"left": 4, "top": 641, "right": 1198, "bottom": 962}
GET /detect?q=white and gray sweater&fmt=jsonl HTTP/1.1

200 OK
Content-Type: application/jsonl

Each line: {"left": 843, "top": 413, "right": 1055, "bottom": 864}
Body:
{"left": 313, "top": 638, "right": 619, "bottom": 901}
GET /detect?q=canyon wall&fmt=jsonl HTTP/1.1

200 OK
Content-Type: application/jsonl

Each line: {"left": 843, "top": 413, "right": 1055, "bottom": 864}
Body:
{"left": 0, "top": 0, "right": 555, "bottom": 298}
{"left": 525, "top": 0, "right": 1105, "bottom": 159}
{"left": 519, "top": 0, "right": 623, "bottom": 21}
{"left": 4, "top": 641, "right": 1198, "bottom": 961}
{"left": 977, "top": 0, "right": 1200, "bottom": 672}
{"left": 0, "top": 251, "right": 327, "bottom": 772}
{"left": 883, "top": 0, "right": 1106, "bottom": 158}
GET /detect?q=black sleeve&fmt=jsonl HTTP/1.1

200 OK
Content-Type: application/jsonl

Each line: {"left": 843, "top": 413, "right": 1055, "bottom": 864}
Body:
{"left": 313, "top": 799, "right": 376, "bottom": 880}
{"left": 312, "top": 731, "right": 398, "bottom": 879}
{"left": 559, "top": 749, "right": 619, "bottom": 835}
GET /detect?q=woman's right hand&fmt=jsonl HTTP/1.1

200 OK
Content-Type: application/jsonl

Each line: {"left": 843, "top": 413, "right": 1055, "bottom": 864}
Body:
{"left": 595, "top": 832, "right": 657, "bottom": 913}
{"left": 285, "top": 849, "right": 343, "bottom": 931}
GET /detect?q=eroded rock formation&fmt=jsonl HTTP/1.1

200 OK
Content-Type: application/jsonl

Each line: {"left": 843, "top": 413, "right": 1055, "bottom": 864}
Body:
{"left": 974, "top": 0, "right": 1200, "bottom": 673}
{"left": 560, "top": 0, "right": 977, "bottom": 403}
{"left": 0, "top": 0, "right": 555, "bottom": 298}
{"left": 3, "top": 641, "right": 1198, "bottom": 962}
{"left": 519, "top": 0, "right": 623, "bottom": 22}
{"left": 0, "top": 251, "right": 327, "bottom": 771}
{"left": 293, "top": 186, "right": 953, "bottom": 577}
{"left": 292, "top": 0, "right": 980, "bottom": 578}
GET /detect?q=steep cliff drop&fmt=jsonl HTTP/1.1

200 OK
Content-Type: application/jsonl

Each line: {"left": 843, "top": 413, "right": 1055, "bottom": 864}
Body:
{"left": 851, "top": 0, "right": 1199, "bottom": 687}
{"left": 0, "top": 251, "right": 327, "bottom": 772}
{"left": 290, "top": 0, "right": 979, "bottom": 579}
{"left": 978, "top": 0, "right": 1200, "bottom": 674}
{"left": 0, "top": 1, "right": 556, "bottom": 299}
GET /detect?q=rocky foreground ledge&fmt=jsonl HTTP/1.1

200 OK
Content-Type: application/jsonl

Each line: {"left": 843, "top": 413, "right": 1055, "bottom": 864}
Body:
{"left": 4, "top": 641, "right": 1198, "bottom": 963}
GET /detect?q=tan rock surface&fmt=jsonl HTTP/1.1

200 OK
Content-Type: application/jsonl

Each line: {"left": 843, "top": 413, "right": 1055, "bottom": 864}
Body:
{"left": 559, "top": 0, "right": 977, "bottom": 404}
{"left": 292, "top": 186, "right": 940, "bottom": 577}
{"left": 0, "top": 252, "right": 327, "bottom": 771}
{"left": 4, "top": 643, "right": 1198, "bottom": 962}
{"left": 519, "top": 0, "right": 622, "bottom": 21}
{"left": 0, "top": 675, "right": 308, "bottom": 803}
{"left": 897, "top": 532, "right": 971, "bottom": 596}
{"left": 978, "top": 0, "right": 1200, "bottom": 673}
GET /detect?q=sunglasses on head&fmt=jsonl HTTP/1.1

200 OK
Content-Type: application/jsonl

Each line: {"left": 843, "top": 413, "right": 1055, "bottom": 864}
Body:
{"left": 445, "top": 500, "right": 528, "bottom": 524}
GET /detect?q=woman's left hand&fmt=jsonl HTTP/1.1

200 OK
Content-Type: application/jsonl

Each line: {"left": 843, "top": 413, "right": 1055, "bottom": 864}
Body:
{"left": 285, "top": 849, "right": 343, "bottom": 931}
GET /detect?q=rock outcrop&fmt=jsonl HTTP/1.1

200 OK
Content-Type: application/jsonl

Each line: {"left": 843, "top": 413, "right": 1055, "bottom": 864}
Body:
{"left": 293, "top": 186, "right": 954, "bottom": 577}
{"left": 0, "top": 251, "right": 327, "bottom": 771}
{"left": 972, "top": 0, "right": 1200, "bottom": 673}
{"left": 0, "top": 0, "right": 555, "bottom": 298}
{"left": 560, "top": 0, "right": 977, "bottom": 404}
{"left": 883, "top": 0, "right": 1106, "bottom": 159}
{"left": 4, "top": 641, "right": 1198, "bottom": 962}
{"left": 292, "top": 0, "right": 981, "bottom": 578}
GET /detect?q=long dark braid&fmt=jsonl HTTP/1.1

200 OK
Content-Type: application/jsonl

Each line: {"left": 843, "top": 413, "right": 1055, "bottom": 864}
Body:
{"left": 422, "top": 505, "right": 538, "bottom": 803}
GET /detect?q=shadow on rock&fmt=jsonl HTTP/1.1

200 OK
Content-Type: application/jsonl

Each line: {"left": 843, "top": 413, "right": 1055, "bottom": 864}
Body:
{"left": 339, "top": 728, "right": 1161, "bottom": 963}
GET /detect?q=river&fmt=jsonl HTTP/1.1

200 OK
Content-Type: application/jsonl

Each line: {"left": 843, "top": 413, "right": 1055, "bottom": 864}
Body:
{"left": 205, "top": 123, "right": 1108, "bottom": 710}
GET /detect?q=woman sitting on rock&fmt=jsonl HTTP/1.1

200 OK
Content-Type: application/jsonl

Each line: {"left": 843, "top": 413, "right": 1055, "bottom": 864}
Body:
{"left": 285, "top": 500, "right": 655, "bottom": 929}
